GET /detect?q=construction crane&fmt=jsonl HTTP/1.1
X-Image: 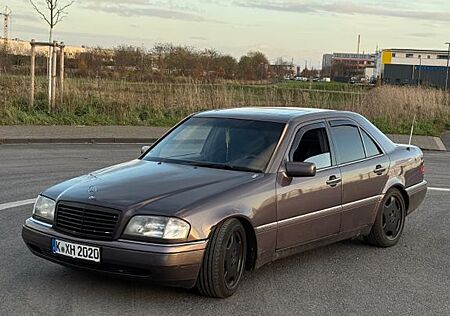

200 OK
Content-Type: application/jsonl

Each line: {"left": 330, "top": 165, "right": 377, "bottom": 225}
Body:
{"left": 1, "top": 6, "right": 11, "bottom": 45}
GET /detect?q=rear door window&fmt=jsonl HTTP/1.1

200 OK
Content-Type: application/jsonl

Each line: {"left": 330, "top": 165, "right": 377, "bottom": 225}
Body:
{"left": 331, "top": 125, "right": 365, "bottom": 164}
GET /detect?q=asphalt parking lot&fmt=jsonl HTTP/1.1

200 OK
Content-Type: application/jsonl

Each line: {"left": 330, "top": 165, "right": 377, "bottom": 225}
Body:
{"left": 0, "top": 144, "right": 449, "bottom": 315}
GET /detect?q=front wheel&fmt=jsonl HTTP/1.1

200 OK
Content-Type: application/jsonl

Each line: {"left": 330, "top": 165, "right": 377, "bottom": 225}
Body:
{"left": 197, "top": 218, "right": 247, "bottom": 298}
{"left": 365, "top": 188, "right": 406, "bottom": 247}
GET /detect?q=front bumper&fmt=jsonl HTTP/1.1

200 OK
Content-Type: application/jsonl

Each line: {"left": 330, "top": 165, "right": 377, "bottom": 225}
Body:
{"left": 22, "top": 218, "right": 206, "bottom": 288}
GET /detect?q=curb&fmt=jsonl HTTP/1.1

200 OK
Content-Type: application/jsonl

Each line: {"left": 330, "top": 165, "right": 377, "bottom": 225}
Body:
{"left": 0, "top": 138, "right": 159, "bottom": 144}
{"left": 0, "top": 135, "right": 447, "bottom": 151}
{"left": 387, "top": 134, "right": 447, "bottom": 152}
{"left": 441, "top": 131, "right": 450, "bottom": 152}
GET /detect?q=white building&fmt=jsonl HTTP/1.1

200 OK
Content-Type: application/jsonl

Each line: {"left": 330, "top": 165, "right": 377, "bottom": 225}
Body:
{"left": 3, "top": 38, "right": 87, "bottom": 58}
{"left": 376, "top": 48, "right": 450, "bottom": 87}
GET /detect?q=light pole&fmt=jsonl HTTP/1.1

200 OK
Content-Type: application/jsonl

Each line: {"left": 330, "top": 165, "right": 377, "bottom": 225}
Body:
{"left": 445, "top": 42, "right": 450, "bottom": 91}
{"left": 418, "top": 55, "right": 422, "bottom": 86}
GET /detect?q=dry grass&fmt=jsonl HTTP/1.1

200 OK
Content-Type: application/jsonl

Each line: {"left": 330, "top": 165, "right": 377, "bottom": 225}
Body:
{"left": 0, "top": 75, "right": 449, "bottom": 135}
{"left": 362, "top": 85, "right": 449, "bottom": 119}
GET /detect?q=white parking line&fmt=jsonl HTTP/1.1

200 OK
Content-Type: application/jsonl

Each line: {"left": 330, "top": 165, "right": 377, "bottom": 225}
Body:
{"left": 0, "top": 199, "right": 35, "bottom": 211}
{"left": 429, "top": 187, "right": 450, "bottom": 192}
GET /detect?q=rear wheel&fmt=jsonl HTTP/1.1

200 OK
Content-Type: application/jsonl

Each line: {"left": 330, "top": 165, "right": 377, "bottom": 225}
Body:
{"left": 197, "top": 218, "right": 247, "bottom": 298}
{"left": 365, "top": 188, "right": 406, "bottom": 247}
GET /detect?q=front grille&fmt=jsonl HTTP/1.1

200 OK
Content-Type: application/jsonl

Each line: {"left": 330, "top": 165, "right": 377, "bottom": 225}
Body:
{"left": 55, "top": 202, "right": 120, "bottom": 240}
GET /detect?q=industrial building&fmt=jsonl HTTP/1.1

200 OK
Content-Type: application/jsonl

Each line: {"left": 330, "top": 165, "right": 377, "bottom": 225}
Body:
{"left": 322, "top": 52, "right": 375, "bottom": 82}
{"left": 375, "top": 48, "right": 450, "bottom": 88}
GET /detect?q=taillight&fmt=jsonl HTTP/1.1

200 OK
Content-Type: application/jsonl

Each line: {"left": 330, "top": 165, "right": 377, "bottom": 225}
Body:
{"left": 420, "top": 163, "right": 425, "bottom": 175}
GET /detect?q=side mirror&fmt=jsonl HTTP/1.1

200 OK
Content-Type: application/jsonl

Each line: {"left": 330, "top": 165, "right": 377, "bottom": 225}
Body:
{"left": 285, "top": 162, "right": 316, "bottom": 177}
{"left": 141, "top": 145, "right": 150, "bottom": 155}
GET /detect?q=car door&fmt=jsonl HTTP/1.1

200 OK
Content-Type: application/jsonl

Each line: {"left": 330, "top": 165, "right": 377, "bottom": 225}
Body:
{"left": 276, "top": 122, "right": 342, "bottom": 250}
{"left": 328, "top": 119, "right": 390, "bottom": 233}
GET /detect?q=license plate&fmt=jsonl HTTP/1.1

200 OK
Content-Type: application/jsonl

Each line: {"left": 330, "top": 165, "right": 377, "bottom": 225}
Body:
{"left": 51, "top": 239, "right": 100, "bottom": 263}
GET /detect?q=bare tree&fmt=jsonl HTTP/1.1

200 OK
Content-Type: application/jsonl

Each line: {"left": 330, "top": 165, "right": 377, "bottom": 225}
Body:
{"left": 29, "top": 0, "right": 74, "bottom": 105}
{"left": 30, "top": 0, "right": 74, "bottom": 43}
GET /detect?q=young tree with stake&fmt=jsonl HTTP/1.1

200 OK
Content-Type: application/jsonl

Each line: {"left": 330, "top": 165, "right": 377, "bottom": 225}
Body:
{"left": 29, "top": 0, "right": 74, "bottom": 107}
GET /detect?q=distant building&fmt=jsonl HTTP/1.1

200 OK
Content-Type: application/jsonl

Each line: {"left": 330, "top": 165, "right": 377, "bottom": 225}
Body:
{"left": 322, "top": 54, "right": 333, "bottom": 69}
{"left": 322, "top": 52, "right": 375, "bottom": 81}
{"left": 269, "top": 62, "right": 296, "bottom": 79}
{"left": 4, "top": 38, "right": 87, "bottom": 59}
{"left": 376, "top": 48, "right": 450, "bottom": 87}
{"left": 331, "top": 53, "right": 375, "bottom": 66}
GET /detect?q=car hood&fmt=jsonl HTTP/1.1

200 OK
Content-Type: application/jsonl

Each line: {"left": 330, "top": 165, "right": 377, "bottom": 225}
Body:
{"left": 43, "top": 159, "right": 258, "bottom": 215}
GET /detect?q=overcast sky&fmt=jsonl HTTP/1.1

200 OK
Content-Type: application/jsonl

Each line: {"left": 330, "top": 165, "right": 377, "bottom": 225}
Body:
{"left": 9, "top": 0, "right": 450, "bottom": 67}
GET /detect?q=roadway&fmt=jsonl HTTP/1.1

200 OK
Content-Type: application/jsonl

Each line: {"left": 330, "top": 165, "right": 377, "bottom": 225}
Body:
{"left": 0, "top": 144, "right": 449, "bottom": 315}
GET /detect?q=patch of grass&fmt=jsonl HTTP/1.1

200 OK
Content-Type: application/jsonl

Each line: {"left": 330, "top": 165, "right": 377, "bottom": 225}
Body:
{"left": 0, "top": 103, "right": 185, "bottom": 127}
{"left": 372, "top": 118, "right": 446, "bottom": 136}
{"left": 0, "top": 75, "right": 449, "bottom": 136}
{"left": 274, "top": 80, "right": 366, "bottom": 92}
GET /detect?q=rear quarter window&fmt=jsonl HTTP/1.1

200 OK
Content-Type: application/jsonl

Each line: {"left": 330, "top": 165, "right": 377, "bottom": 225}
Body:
{"left": 361, "top": 129, "right": 382, "bottom": 157}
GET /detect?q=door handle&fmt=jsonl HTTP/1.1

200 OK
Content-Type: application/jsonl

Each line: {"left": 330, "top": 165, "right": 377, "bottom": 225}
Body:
{"left": 373, "top": 165, "right": 386, "bottom": 175}
{"left": 326, "top": 175, "right": 342, "bottom": 187}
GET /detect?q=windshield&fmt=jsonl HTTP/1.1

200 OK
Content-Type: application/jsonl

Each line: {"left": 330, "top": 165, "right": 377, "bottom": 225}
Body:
{"left": 143, "top": 117, "right": 285, "bottom": 172}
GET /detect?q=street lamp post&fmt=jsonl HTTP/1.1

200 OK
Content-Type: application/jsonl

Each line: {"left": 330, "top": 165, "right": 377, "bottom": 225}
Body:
{"left": 445, "top": 42, "right": 450, "bottom": 91}
{"left": 418, "top": 56, "right": 422, "bottom": 86}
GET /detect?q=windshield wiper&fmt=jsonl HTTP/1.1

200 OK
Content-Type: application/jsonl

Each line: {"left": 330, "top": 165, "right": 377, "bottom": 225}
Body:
{"left": 146, "top": 157, "right": 262, "bottom": 173}
{"left": 185, "top": 161, "right": 262, "bottom": 173}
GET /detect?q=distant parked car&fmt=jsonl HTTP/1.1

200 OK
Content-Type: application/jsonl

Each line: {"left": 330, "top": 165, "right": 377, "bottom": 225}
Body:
{"left": 294, "top": 76, "right": 308, "bottom": 81}
{"left": 321, "top": 77, "right": 331, "bottom": 82}
{"left": 22, "top": 108, "right": 427, "bottom": 298}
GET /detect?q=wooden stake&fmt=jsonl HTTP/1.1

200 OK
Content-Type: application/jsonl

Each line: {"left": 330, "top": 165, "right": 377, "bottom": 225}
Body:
{"left": 51, "top": 41, "right": 57, "bottom": 110}
{"left": 59, "top": 43, "right": 65, "bottom": 106}
{"left": 48, "top": 45, "right": 53, "bottom": 111}
{"left": 30, "top": 39, "right": 36, "bottom": 109}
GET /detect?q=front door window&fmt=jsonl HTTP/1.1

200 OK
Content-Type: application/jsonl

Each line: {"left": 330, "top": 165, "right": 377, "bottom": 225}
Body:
{"left": 291, "top": 127, "right": 332, "bottom": 169}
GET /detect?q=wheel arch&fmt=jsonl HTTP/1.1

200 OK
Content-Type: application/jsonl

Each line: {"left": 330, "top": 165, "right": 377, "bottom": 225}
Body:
{"left": 209, "top": 215, "right": 258, "bottom": 271}
{"left": 388, "top": 184, "right": 410, "bottom": 212}
{"left": 382, "top": 176, "right": 409, "bottom": 212}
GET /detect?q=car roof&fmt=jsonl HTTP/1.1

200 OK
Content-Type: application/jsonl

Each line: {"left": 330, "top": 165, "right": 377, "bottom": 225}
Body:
{"left": 194, "top": 107, "right": 336, "bottom": 123}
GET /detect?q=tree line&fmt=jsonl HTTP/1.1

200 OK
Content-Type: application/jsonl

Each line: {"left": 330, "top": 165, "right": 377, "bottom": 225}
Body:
{"left": 70, "top": 44, "right": 272, "bottom": 82}
{"left": 1, "top": 43, "right": 282, "bottom": 82}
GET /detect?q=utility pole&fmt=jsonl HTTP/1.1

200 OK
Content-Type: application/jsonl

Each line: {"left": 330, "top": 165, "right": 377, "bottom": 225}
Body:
{"left": 1, "top": 6, "right": 11, "bottom": 46}
{"left": 445, "top": 42, "right": 450, "bottom": 91}
{"left": 356, "top": 34, "right": 361, "bottom": 78}
{"left": 0, "top": 6, "right": 10, "bottom": 73}
{"left": 357, "top": 34, "right": 361, "bottom": 55}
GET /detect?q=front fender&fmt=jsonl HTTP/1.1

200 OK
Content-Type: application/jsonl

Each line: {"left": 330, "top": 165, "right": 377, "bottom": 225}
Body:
{"left": 179, "top": 174, "right": 278, "bottom": 268}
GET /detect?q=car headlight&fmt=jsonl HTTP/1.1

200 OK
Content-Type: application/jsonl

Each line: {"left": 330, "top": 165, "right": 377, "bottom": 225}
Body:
{"left": 33, "top": 195, "right": 56, "bottom": 223}
{"left": 123, "top": 216, "right": 190, "bottom": 240}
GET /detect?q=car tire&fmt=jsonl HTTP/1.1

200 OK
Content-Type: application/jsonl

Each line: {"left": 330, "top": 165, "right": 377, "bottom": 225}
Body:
{"left": 197, "top": 218, "right": 247, "bottom": 298}
{"left": 365, "top": 188, "right": 406, "bottom": 247}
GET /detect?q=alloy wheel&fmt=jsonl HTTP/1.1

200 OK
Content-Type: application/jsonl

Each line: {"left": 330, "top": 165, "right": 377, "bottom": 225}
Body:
{"left": 223, "top": 229, "right": 245, "bottom": 289}
{"left": 382, "top": 195, "right": 403, "bottom": 240}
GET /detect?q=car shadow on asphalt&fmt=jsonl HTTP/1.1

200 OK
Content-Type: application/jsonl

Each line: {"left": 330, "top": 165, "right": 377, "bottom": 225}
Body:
{"left": 42, "top": 237, "right": 377, "bottom": 300}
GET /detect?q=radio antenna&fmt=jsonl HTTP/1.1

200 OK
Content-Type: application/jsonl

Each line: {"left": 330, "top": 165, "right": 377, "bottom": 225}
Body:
{"left": 408, "top": 114, "right": 416, "bottom": 145}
